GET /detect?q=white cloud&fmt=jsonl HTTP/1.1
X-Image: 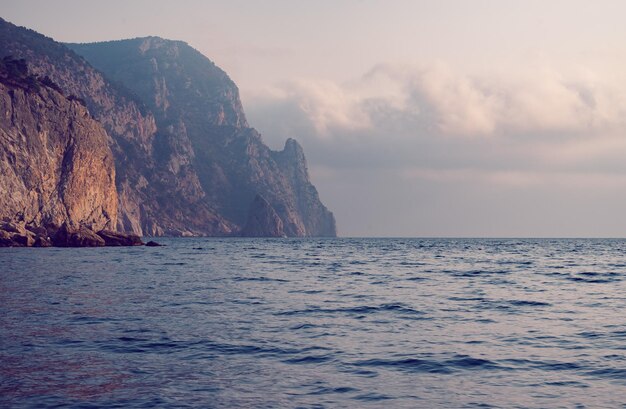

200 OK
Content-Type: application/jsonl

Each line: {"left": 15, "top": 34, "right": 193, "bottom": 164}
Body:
{"left": 260, "top": 79, "right": 372, "bottom": 137}
{"left": 246, "top": 59, "right": 626, "bottom": 206}
{"left": 250, "top": 61, "right": 626, "bottom": 141}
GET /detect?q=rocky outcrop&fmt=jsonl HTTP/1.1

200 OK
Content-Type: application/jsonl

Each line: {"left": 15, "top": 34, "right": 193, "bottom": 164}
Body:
{"left": 96, "top": 229, "right": 143, "bottom": 246}
{"left": 273, "top": 138, "right": 336, "bottom": 236}
{"left": 68, "top": 37, "right": 337, "bottom": 237}
{"left": 240, "top": 195, "right": 286, "bottom": 237}
{"left": 0, "top": 19, "right": 232, "bottom": 236}
{"left": 0, "top": 219, "right": 147, "bottom": 248}
{"left": 0, "top": 19, "right": 337, "bottom": 238}
{"left": 0, "top": 221, "right": 33, "bottom": 247}
{"left": 0, "top": 19, "right": 158, "bottom": 235}
{"left": 0, "top": 57, "right": 117, "bottom": 231}
{"left": 68, "top": 37, "right": 248, "bottom": 128}
{"left": 52, "top": 222, "right": 105, "bottom": 247}
{"left": 0, "top": 219, "right": 50, "bottom": 247}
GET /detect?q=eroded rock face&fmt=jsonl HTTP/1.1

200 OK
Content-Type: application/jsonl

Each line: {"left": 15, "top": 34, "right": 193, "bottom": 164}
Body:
{"left": 0, "top": 19, "right": 235, "bottom": 236}
{"left": 0, "top": 57, "right": 117, "bottom": 232}
{"left": 68, "top": 37, "right": 337, "bottom": 237}
{"left": 0, "top": 19, "right": 337, "bottom": 238}
{"left": 240, "top": 195, "right": 286, "bottom": 237}
{"left": 0, "top": 19, "right": 157, "bottom": 235}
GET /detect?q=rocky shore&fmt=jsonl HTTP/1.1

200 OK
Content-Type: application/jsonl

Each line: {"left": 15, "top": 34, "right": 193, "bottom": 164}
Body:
{"left": 0, "top": 219, "right": 144, "bottom": 247}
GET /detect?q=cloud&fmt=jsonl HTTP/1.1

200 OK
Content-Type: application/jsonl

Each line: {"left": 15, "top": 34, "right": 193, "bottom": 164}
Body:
{"left": 261, "top": 79, "right": 373, "bottom": 137}
{"left": 243, "top": 60, "right": 626, "bottom": 237}
{"left": 246, "top": 60, "right": 626, "bottom": 233}
{"left": 250, "top": 61, "right": 626, "bottom": 140}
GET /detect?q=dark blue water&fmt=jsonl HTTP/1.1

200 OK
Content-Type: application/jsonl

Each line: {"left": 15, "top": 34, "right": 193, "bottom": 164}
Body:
{"left": 2, "top": 238, "right": 626, "bottom": 408}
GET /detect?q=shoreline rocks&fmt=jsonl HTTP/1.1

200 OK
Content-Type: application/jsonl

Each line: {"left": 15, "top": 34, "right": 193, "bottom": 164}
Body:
{"left": 97, "top": 230, "right": 143, "bottom": 246}
{"left": 52, "top": 223, "right": 105, "bottom": 247}
{"left": 0, "top": 220, "right": 145, "bottom": 248}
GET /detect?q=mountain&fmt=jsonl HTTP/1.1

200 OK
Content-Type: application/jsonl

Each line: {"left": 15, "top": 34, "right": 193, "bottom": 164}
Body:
{"left": 0, "top": 18, "right": 336, "bottom": 237}
{"left": 0, "top": 18, "right": 232, "bottom": 236}
{"left": 67, "top": 37, "right": 336, "bottom": 237}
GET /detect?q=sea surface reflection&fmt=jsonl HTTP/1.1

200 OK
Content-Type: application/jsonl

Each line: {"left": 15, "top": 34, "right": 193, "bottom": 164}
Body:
{"left": 2, "top": 238, "right": 626, "bottom": 408}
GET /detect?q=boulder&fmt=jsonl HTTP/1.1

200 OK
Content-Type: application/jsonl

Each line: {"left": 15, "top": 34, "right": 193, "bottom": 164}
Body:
{"left": 145, "top": 241, "right": 164, "bottom": 247}
{"left": 0, "top": 222, "right": 35, "bottom": 246}
{"left": 97, "top": 230, "right": 144, "bottom": 246}
{"left": 0, "top": 229, "right": 18, "bottom": 246}
{"left": 11, "top": 232, "right": 35, "bottom": 247}
{"left": 52, "top": 223, "right": 105, "bottom": 247}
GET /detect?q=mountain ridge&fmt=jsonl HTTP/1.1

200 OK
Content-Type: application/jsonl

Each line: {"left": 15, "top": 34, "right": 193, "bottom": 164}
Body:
{"left": 0, "top": 18, "right": 336, "bottom": 237}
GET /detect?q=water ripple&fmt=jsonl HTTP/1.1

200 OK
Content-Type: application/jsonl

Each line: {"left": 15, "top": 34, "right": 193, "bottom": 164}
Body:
{"left": 3, "top": 238, "right": 626, "bottom": 408}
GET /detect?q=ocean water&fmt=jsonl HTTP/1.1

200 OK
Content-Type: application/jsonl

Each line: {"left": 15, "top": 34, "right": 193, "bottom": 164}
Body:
{"left": 2, "top": 238, "right": 626, "bottom": 408}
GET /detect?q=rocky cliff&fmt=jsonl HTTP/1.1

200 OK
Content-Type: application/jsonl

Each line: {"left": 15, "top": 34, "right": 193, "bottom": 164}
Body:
{"left": 0, "top": 57, "right": 117, "bottom": 230}
{"left": 0, "top": 18, "right": 234, "bottom": 236}
{"left": 69, "top": 37, "right": 336, "bottom": 236}
{"left": 0, "top": 18, "right": 336, "bottom": 237}
{"left": 240, "top": 195, "right": 286, "bottom": 237}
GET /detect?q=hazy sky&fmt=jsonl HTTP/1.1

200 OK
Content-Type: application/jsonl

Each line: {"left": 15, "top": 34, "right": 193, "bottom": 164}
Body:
{"left": 5, "top": 0, "right": 626, "bottom": 237}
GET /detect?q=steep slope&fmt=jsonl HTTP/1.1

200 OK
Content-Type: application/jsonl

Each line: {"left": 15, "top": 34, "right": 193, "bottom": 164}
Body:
{"left": 68, "top": 37, "right": 337, "bottom": 236}
{"left": 0, "top": 57, "right": 117, "bottom": 230}
{"left": 0, "top": 18, "right": 335, "bottom": 237}
{"left": 240, "top": 195, "right": 286, "bottom": 237}
{"left": 0, "top": 18, "right": 233, "bottom": 236}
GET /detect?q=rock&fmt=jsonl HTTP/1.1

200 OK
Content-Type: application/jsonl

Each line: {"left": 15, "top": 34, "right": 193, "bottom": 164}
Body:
{"left": 97, "top": 230, "right": 144, "bottom": 246}
{"left": 0, "top": 229, "right": 17, "bottom": 246}
{"left": 2, "top": 19, "right": 336, "bottom": 237}
{"left": 52, "top": 223, "right": 105, "bottom": 247}
{"left": 33, "top": 235, "right": 52, "bottom": 247}
{"left": 66, "top": 36, "right": 336, "bottom": 237}
{"left": 0, "top": 220, "right": 48, "bottom": 247}
{"left": 26, "top": 224, "right": 48, "bottom": 236}
{"left": 145, "top": 241, "right": 164, "bottom": 247}
{"left": 0, "top": 221, "right": 24, "bottom": 234}
{"left": 0, "top": 56, "right": 118, "bottom": 232}
{"left": 11, "top": 232, "right": 34, "bottom": 247}
{"left": 0, "top": 221, "right": 31, "bottom": 246}
{"left": 240, "top": 195, "right": 286, "bottom": 237}
{"left": 44, "top": 223, "right": 60, "bottom": 238}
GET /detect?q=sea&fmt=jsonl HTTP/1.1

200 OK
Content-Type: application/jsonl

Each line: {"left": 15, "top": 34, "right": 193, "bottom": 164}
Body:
{"left": 2, "top": 238, "right": 626, "bottom": 408}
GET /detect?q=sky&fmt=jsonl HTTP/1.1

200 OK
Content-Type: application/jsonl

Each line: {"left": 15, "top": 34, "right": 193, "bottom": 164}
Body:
{"left": 4, "top": 0, "right": 626, "bottom": 237}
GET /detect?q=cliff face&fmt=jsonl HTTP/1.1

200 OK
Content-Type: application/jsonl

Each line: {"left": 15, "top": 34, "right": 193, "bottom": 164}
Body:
{"left": 68, "top": 37, "right": 336, "bottom": 237}
{"left": 0, "top": 18, "right": 232, "bottom": 236}
{"left": 0, "top": 18, "right": 336, "bottom": 237}
{"left": 240, "top": 195, "right": 286, "bottom": 237}
{"left": 0, "top": 58, "right": 117, "bottom": 230}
